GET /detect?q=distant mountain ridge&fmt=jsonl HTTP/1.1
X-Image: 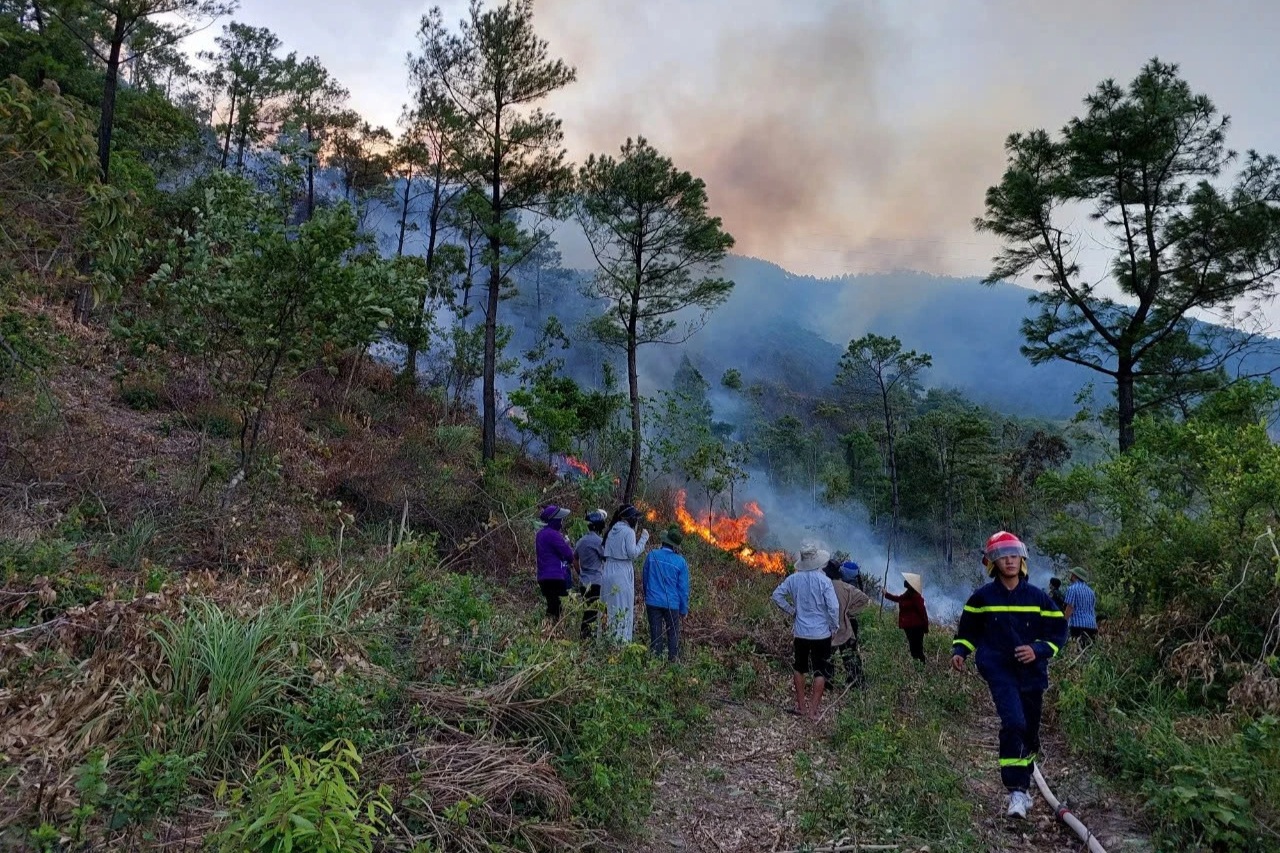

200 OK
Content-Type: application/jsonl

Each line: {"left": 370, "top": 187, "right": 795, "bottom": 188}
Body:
{"left": 662, "top": 256, "right": 1280, "bottom": 421}
{"left": 666, "top": 257, "right": 1094, "bottom": 419}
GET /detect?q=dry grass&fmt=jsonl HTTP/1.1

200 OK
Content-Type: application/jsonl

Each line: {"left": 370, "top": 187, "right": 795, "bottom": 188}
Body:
{"left": 378, "top": 732, "right": 595, "bottom": 853}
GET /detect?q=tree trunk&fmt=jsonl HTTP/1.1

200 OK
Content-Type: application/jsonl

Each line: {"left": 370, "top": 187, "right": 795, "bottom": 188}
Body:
{"left": 97, "top": 17, "right": 127, "bottom": 181}
{"left": 481, "top": 99, "right": 502, "bottom": 462}
{"left": 482, "top": 245, "right": 500, "bottom": 461}
{"left": 220, "top": 87, "right": 238, "bottom": 170}
{"left": 234, "top": 96, "right": 252, "bottom": 169}
{"left": 882, "top": 388, "right": 900, "bottom": 556}
{"left": 623, "top": 329, "right": 642, "bottom": 504}
{"left": 1117, "top": 358, "right": 1136, "bottom": 452}
{"left": 403, "top": 168, "right": 444, "bottom": 385}
{"left": 396, "top": 170, "right": 412, "bottom": 257}
{"left": 305, "top": 124, "right": 315, "bottom": 219}
{"left": 943, "top": 478, "right": 954, "bottom": 571}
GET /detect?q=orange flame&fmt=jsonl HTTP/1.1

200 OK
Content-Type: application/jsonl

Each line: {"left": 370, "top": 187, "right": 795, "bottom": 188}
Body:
{"left": 564, "top": 455, "right": 591, "bottom": 476}
{"left": 673, "top": 490, "right": 788, "bottom": 575}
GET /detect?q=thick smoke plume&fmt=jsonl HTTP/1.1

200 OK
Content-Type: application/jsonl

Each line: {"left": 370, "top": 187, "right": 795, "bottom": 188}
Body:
{"left": 534, "top": 0, "right": 1016, "bottom": 277}
{"left": 531, "top": 0, "right": 1280, "bottom": 281}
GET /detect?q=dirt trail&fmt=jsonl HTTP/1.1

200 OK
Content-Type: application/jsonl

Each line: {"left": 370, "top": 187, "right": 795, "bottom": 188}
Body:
{"left": 961, "top": 711, "right": 1153, "bottom": 853}
{"left": 632, "top": 676, "right": 1154, "bottom": 853}
{"left": 632, "top": 695, "right": 810, "bottom": 853}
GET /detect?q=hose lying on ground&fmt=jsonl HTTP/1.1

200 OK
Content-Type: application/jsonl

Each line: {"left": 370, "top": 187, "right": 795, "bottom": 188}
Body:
{"left": 1033, "top": 763, "right": 1109, "bottom": 853}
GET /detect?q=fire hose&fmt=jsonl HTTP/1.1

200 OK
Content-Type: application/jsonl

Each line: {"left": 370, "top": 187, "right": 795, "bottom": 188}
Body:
{"left": 1033, "top": 763, "right": 1109, "bottom": 853}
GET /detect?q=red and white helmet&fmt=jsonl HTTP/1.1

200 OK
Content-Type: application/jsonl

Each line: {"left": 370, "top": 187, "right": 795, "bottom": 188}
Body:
{"left": 982, "top": 531, "right": 1028, "bottom": 577}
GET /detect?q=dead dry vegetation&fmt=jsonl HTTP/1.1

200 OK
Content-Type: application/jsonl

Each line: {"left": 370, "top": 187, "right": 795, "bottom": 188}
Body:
{"left": 0, "top": 298, "right": 786, "bottom": 851}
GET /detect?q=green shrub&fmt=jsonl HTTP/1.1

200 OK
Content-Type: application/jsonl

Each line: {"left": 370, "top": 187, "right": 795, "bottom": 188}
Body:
{"left": 104, "top": 749, "right": 203, "bottom": 829}
{"left": 214, "top": 739, "right": 390, "bottom": 853}
{"left": 285, "top": 679, "right": 391, "bottom": 754}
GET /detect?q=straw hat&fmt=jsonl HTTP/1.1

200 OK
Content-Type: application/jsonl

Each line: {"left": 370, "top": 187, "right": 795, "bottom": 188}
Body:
{"left": 795, "top": 544, "right": 831, "bottom": 572}
{"left": 901, "top": 572, "right": 923, "bottom": 593}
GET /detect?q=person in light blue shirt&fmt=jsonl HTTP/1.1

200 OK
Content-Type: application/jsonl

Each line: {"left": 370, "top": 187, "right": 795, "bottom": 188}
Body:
{"left": 1063, "top": 567, "right": 1098, "bottom": 647}
{"left": 771, "top": 545, "right": 840, "bottom": 721}
{"left": 642, "top": 527, "right": 691, "bottom": 660}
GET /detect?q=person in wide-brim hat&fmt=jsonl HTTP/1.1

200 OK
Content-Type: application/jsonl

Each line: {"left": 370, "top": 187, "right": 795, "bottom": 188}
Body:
{"left": 1068, "top": 566, "right": 1090, "bottom": 583}
{"left": 660, "top": 527, "right": 684, "bottom": 549}
{"left": 772, "top": 543, "right": 840, "bottom": 720}
{"left": 794, "top": 546, "right": 831, "bottom": 572}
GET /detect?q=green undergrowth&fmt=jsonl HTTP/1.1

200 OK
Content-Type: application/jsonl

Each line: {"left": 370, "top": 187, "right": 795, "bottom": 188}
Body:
{"left": 794, "top": 617, "right": 986, "bottom": 852}
{"left": 7, "top": 534, "right": 722, "bottom": 850}
{"left": 1056, "top": 634, "right": 1280, "bottom": 852}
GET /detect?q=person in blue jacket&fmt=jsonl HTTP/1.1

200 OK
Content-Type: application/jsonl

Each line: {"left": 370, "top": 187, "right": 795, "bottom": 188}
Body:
{"left": 642, "top": 526, "right": 690, "bottom": 660}
{"left": 951, "top": 530, "right": 1067, "bottom": 820}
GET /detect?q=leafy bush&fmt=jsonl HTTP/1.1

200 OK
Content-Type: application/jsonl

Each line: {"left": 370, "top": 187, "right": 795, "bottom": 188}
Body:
{"left": 104, "top": 749, "right": 203, "bottom": 829}
{"left": 285, "top": 679, "right": 391, "bottom": 754}
{"left": 214, "top": 739, "right": 391, "bottom": 853}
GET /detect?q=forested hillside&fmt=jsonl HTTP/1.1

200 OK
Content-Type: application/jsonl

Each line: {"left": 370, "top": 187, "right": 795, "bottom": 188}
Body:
{"left": 2, "top": 1, "right": 1279, "bottom": 852}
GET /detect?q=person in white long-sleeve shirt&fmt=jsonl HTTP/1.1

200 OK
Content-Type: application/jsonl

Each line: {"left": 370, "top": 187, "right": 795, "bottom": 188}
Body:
{"left": 600, "top": 504, "right": 650, "bottom": 643}
{"left": 772, "top": 545, "right": 840, "bottom": 721}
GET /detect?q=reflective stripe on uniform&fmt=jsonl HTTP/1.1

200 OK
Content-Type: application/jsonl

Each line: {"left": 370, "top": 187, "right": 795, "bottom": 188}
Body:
{"left": 964, "top": 604, "right": 1060, "bottom": 616}
{"left": 1044, "top": 641, "right": 1060, "bottom": 657}
{"left": 999, "top": 754, "right": 1037, "bottom": 767}
{"left": 954, "top": 638, "right": 975, "bottom": 653}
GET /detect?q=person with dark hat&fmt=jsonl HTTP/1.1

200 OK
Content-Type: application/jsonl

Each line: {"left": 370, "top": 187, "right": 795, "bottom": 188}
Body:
{"left": 642, "top": 526, "right": 690, "bottom": 660}
{"left": 823, "top": 554, "right": 871, "bottom": 687}
{"left": 1047, "top": 576, "right": 1066, "bottom": 611}
{"left": 535, "top": 505, "right": 575, "bottom": 621}
{"left": 575, "top": 508, "right": 609, "bottom": 639}
{"left": 600, "top": 504, "right": 649, "bottom": 643}
{"left": 1063, "top": 567, "right": 1098, "bottom": 647}
{"left": 951, "top": 531, "right": 1068, "bottom": 820}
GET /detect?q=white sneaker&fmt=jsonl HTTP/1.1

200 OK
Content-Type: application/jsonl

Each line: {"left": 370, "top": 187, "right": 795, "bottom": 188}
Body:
{"left": 1006, "top": 790, "right": 1032, "bottom": 819}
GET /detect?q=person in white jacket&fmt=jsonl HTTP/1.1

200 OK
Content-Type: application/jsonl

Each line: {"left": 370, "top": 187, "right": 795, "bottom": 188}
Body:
{"left": 772, "top": 545, "right": 840, "bottom": 721}
{"left": 600, "top": 504, "right": 650, "bottom": 643}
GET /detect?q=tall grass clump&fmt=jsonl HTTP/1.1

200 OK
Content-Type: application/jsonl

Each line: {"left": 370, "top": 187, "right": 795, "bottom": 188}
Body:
{"left": 132, "top": 573, "right": 369, "bottom": 773}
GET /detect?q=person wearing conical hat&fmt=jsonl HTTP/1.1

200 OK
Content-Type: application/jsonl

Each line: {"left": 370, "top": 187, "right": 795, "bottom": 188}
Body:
{"left": 882, "top": 571, "right": 929, "bottom": 664}
{"left": 771, "top": 545, "right": 841, "bottom": 721}
{"left": 950, "top": 531, "right": 1068, "bottom": 820}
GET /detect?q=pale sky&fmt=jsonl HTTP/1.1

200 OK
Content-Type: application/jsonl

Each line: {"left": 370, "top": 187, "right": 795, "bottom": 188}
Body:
{"left": 187, "top": 0, "right": 1280, "bottom": 327}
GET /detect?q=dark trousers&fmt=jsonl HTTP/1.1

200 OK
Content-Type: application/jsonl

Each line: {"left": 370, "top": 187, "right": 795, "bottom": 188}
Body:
{"left": 539, "top": 579, "right": 569, "bottom": 620}
{"left": 903, "top": 626, "right": 927, "bottom": 662}
{"left": 580, "top": 583, "right": 602, "bottom": 639}
{"left": 834, "top": 623, "right": 865, "bottom": 686}
{"left": 646, "top": 605, "right": 681, "bottom": 660}
{"left": 793, "top": 636, "right": 834, "bottom": 679}
{"left": 1070, "top": 626, "right": 1098, "bottom": 647}
{"left": 987, "top": 677, "right": 1044, "bottom": 792}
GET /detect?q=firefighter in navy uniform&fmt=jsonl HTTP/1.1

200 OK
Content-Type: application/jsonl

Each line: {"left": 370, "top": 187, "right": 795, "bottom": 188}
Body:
{"left": 950, "top": 531, "right": 1067, "bottom": 820}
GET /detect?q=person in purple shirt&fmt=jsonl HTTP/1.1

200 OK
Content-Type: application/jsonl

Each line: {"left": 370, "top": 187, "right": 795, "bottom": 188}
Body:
{"left": 535, "top": 505, "right": 575, "bottom": 621}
